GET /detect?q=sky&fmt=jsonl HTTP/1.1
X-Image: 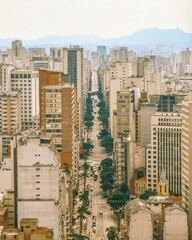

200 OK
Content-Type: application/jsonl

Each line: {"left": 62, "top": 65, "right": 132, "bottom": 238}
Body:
{"left": 1, "top": 0, "right": 192, "bottom": 39}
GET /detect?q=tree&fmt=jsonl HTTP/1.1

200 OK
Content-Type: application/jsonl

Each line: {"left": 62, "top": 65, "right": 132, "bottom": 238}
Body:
{"left": 77, "top": 205, "right": 91, "bottom": 233}
{"left": 79, "top": 191, "right": 89, "bottom": 206}
{"left": 68, "top": 234, "right": 89, "bottom": 240}
{"left": 85, "top": 120, "right": 94, "bottom": 130}
{"left": 82, "top": 142, "right": 93, "bottom": 152}
{"left": 82, "top": 161, "right": 90, "bottom": 171}
{"left": 81, "top": 161, "right": 90, "bottom": 191}
{"left": 98, "top": 129, "right": 110, "bottom": 139}
{"left": 140, "top": 189, "right": 157, "bottom": 200}
{"left": 63, "top": 162, "right": 71, "bottom": 174}
{"left": 118, "top": 182, "right": 129, "bottom": 195}
{"left": 84, "top": 113, "right": 94, "bottom": 122}
{"left": 81, "top": 170, "right": 89, "bottom": 192}
{"left": 106, "top": 226, "right": 119, "bottom": 240}
{"left": 107, "top": 191, "right": 127, "bottom": 211}
{"left": 100, "top": 158, "right": 113, "bottom": 169}
{"left": 101, "top": 182, "right": 114, "bottom": 193}
{"left": 100, "top": 136, "right": 113, "bottom": 153}
{"left": 108, "top": 191, "right": 127, "bottom": 231}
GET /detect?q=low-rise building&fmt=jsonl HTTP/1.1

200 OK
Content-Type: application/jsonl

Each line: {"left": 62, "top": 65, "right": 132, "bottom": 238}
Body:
{"left": 124, "top": 197, "right": 188, "bottom": 240}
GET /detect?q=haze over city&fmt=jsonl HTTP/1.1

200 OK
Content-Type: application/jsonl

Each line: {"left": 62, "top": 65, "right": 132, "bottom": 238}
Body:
{"left": 1, "top": 1, "right": 192, "bottom": 240}
{"left": 1, "top": 0, "right": 192, "bottom": 39}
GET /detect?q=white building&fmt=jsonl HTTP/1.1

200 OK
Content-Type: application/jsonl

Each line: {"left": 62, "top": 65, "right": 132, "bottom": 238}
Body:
{"left": 124, "top": 198, "right": 153, "bottom": 240}
{"left": 17, "top": 137, "right": 61, "bottom": 240}
{"left": 163, "top": 203, "right": 188, "bottom": 240}
{"left": 11, "top": 70, "right": 39, "bottom": 130}
{"left": 146, "top": 112, "right": 182, "bottom": 195}
{"left": 0, "top": 63, "right": 14, "bottom": 91}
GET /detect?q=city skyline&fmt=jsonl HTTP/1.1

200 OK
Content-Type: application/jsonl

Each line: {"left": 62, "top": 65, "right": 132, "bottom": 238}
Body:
{"left": 1, "top": 0, "right": 191, "bottom": 39}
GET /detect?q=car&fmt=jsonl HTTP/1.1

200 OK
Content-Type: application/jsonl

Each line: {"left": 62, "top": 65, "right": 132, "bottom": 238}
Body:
{"left": 92, "top": 222, "right": 96, "bottom": 227}
{"left": 90, "top": 186, "right": 93, "bottom": 192}
{"left": 99, "top": 211, "right": 103, "bottom": 215}
{"left": 92, "top": 215, "right": 96, "bottom": 220}
{"left": 92, "top": 226, "right": 96, "bottom": 233}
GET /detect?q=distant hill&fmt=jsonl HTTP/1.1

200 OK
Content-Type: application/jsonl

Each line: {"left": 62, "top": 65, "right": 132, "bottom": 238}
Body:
{"left": 103, "top": 28, "right": 192, "bottom": 45}
{"left": 0, "top": 28, "right": 192, "bottom": 49}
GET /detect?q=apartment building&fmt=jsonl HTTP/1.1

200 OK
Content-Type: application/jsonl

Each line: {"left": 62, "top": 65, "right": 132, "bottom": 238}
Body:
{"left": 41, "top": 84, "right": 78, "bottom": 180}
{"left": 0, "top": 91, "right": 21, "bottom": 160}
{"left": 113, "top": 89, "right": 135, "bottom": 184}
{"left": 146, "top": 112, "right": 182, "bottom": 195}
{"left": 0, "top": 63, "right": 14, "bottom": 91}
{"left": 11, "top": 70, "right": 39, "bottom": 130}
{"left": 17, "top": 137, "right": 61, "bottom": 240}
{"left": 61, "top": 48, "right": 86, "bottom": 142}
{"left": 182, "top": 99, "right": 192, "bottom": 230}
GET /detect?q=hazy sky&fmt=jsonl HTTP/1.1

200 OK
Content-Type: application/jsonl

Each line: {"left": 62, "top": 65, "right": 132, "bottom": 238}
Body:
{"left": 1, "top": 0, "right": 192, "bottom": 39}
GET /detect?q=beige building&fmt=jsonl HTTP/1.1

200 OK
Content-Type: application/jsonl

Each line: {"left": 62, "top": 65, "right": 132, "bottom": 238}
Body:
{"left": 42, "top": 84, "right": 78, "bottom": 179}
{"left": 113, "top": 89, "right": 135, "bottom": 184}
{"left": 0, "top": 64, "right": 14, "bottom": 92}
{"left": 124, "top": 197, "right": 188, "bottom": 240}
{"left": 182, "top": 99, "right": 192, "bottom": 235}
{"left": 124, "top": 198, "right": 153, "bottom": 240}
{"left": 146, "top": 112, "right": 182, "bottom": 195}
{"left": 0, "top": 91, "right": 21, "bottom": 161}
{"left": 0, "top": 218, "right": 53, "bottom": 240}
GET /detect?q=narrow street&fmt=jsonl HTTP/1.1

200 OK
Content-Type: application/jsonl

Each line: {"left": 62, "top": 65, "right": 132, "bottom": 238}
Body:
{"left": 85, "top": 70, "right": 115, "bottom": 240}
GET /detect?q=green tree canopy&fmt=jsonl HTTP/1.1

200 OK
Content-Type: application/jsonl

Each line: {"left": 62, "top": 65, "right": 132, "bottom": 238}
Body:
{"left": 107, "top": 191, "right": 127, "bottom": 211}
{"left": 98, "top": 129, "right": 110, "bottom": 139}
{"left": 140, "top": 189, "right": 157, "bottom": 200}
{"left": 101, "top": 182, "right": 114, "bottom": 193}
{"left": 100, "top": 158, "right": 113, "bottom": 169}
{"left": 106, "top": 226, "right": 119, "bottom": 240}
{"left": 118, "top": 182, "right": 129, "bottom": 195}
{"left": 68, "top": 234, "right": 89, "bottom": 240}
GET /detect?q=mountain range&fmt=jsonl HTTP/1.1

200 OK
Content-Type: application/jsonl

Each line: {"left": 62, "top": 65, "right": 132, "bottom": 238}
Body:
{"left": 0, "top": 28, "right": 192, "bottom": 49}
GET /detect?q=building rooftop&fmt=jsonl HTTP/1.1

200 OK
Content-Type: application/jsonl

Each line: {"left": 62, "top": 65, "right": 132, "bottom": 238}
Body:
{"left": 147, "top": 196, "right": 173, "bottom": 204}
{"left": 126, "top": 198, "right": 152, "bottom": 214}
{"left": 32, "top": 227, "right": 53, "bottom": 234}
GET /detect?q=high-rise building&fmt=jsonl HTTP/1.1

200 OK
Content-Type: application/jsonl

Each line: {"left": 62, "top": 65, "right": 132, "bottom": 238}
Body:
{"left": 17, "top": 137, "right": 62, "bottom": 240}
{"left": 146, "top": 112, "right": 182, "bottom": 195}
{"left": 0, "top": 91, "right": 21, "bottom": 160}
{"left": 182, "top": 99, "right": 192, "bottom": 229}
{"left": 61, "top": 48, "right": 86, "bottom": 142}
{"left": 12, "top": 40, "right": 22, "bottom": 57}
{"left": 97, "top": 46, "right": 107, "bottom": 56}
{"left": 113, "top": 89, "right": 135, "bottom": 184}
{"left": 39, "top": 69, "right": 79, "bottom": 182}
{"left": 42, "top": 84, "right": 78, "bottom": 177}
{"left": 0, "top": 64, "right": 14, "bottom": 91}
{"left": 11, "top": 70, "right": 39, "bottom": 130}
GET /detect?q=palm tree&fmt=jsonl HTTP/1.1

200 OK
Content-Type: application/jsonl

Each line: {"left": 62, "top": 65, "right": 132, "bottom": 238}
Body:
{"left": 79, "top": 191, "right": 89, "bottom": 205}
{"left": 77, "top": 205, "right": 91, "bottom": 233}
{"left": 81, "top": 171, "right": 89, "bottom": 192}
{"left": 106, "top": 226, "right": 119, "bottom": 240}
